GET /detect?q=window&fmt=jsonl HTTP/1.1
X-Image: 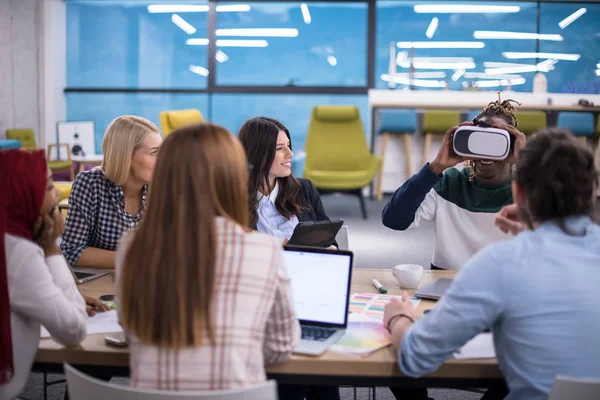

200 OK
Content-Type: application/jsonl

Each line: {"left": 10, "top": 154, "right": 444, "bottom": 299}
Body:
{"left": 376, "top": 1, "right": 537, "bottom": 92}
{"left": 211, "top": 94, "right": 368, "bottom": 149}
{"left": 67, "top": 1, "right": 209, "bottom": 88}
{"left": 215, "top": 2, "right": 368, "bottom": 87}
{"left": 66, "top": 93, "right": 209, "bottom": 151}
{"left": 539, "top": 3, "right": 600, "bottom": 94}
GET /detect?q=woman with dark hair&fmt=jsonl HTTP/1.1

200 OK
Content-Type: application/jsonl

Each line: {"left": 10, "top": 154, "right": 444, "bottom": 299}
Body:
{"left": 238, "top": 116, "right": 336, "bottom": 249}
{"left": 239, "top": 117, "right": 340, "bottom": 400}
{"left": 384, "top": 129, "right": 600, "bottom": 400}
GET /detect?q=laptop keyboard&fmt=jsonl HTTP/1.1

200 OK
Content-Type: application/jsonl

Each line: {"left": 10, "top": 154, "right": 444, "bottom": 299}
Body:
{"left": 301, "top": 326, "right": 337, "bottom": 342}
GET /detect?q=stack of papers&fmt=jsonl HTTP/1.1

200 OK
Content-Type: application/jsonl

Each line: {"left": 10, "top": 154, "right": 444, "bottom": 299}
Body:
{"left": 330, "top": 313, "right": 391, "bottom": 358}
{"left": 41, "top": 310, "right": 123, "bottom": 338}
{"left": 454, "top": 333, "right": 496, "bottom": 359}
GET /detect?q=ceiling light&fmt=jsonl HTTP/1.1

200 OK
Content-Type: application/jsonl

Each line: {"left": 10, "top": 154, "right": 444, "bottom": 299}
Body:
{"left": 559, "top": 8, "right": 587, "bottom": 29}
{"left": 327, "top": 55, "right": 337, "bottom": 66}
{"left": 215, "top": 4, "right": 251, "bottom": 12}
{"left": 464, "top": 72, "right": 523, "bottom": 80}
{"left": 148, "top": 4, "right": 209, "bottom": 13}
{"left": 216, "top": 28, "right": 298, "bottom": 37}
{"left": 485, "top": 60, "right": 555, "bottom": 74}
{"left": 596, "top": 70, "right": 600, "bottom": 77}
{"left": 216, "top": 39, "right": 269, "bottom": 47}
{"left": 215, "top": 50, "right": 229, "bottom": 63}
{"left": 186, "top": 38, "right": 209, "bottom": 45}
{"left": 399, "top": 61, "right": 476, "bottom": 70}
{"left": 414, "top": 4, "right": 520, "bottom": 14}
{"left": 473, "top": 78, "right": 526, "bottom": 88}
{"left": 392, "top": 72, "right": 447, "bottom": 79}
{"left": 189, "top": 65, "right": 209, "bottom": 77}
{"left": 483, "top": 61, "right": 556, "bottom": 71}
{"left": 397, "top": 41, "right": 485, "bottom": 49}
{"left": 171, "top": 14, "right": 196, "bottom": 35}
{"left": 502, "top": 52, "right": 581, "bottom": 61}
{"left": 300, "top": 3, "right": 311, "bottom": 24}
{"left": 451, "top": 69, "right": 465, "bottom": 81}
{"left": 474, "top": 31, "right": 563, "bottom": 41}
{"left": 381, "top": 74, "right": 447, "bottom": 88}
{"left": 596, "top": 63, "right": 600, "bottom": 69}
{"left": 148, "top": 4, "right": 251, "bottom": 13}
{"left": 426, "top": 18, "right": 439, "bottom": 39}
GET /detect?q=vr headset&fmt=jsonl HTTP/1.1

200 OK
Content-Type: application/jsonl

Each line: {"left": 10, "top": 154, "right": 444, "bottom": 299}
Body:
{"left": 453, "top": 121, "right": 513, "bottom": 161}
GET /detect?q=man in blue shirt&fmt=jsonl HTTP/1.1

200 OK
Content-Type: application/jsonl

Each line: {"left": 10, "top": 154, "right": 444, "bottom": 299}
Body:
{"left": 384, "top": 129, "right": 600, "bottom": 400}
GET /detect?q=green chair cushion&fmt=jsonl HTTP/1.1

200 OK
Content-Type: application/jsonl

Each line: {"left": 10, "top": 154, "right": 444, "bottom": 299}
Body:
{"left": 167, "top": 109, "right": 203, "bottom": 129}
{"left": 515, "top": 111, "right": 547, "bottom": 135}
{"left": 6, "top": 129, "right": 37, "bottom": 150}
{"left": 48, "top": 160, "right": 73, "bottom": 170}
{"left": 422, "top": 111, "right": 461, "bottom": 134}
{"left": 314, "top": 106, "right": 359, "bottom": 123}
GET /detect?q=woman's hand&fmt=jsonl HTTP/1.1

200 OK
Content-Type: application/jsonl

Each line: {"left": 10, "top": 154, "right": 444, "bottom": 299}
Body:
{"left": 495, "top": 204, "right": 528, "bottom": 235}
{"left": 83, "top": 295, "right": 109, "bottom": 317}
{"left": 383, "top": 292, "right": 415, "bottom": 329}
{"left": 429, "top": 122, "right": 472, "bottom": 175}
{"left": 493, "top": 124, "right": 526, "bottom": 165}
{"left": 34, "top": 208, "right": 64, "bottom": 257}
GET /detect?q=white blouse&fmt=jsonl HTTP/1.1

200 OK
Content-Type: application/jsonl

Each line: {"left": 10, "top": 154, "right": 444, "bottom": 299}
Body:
{"left": 0, "top": 234, "right": 87, "bottom": 400}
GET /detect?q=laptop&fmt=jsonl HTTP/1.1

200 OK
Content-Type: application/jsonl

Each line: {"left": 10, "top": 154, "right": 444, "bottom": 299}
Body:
{"left": 70, "top": 265, "right": 111, "bottom": 284}
{"left": 283, "top": 246, "right": 353, "bottom": 356}
{"left": 414, "top": 278, "right": 453, "bottom": 300}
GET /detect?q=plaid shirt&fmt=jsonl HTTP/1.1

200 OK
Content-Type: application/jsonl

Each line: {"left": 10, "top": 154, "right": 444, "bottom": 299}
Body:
{"left": 115, "top": 217, "right": 300, "bottom": 391}
{"left": 60, "top": 168, "right": 147, "bottom": 266}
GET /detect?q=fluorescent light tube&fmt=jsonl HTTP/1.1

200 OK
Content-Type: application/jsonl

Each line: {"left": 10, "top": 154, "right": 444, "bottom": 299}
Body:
{"left": 451, "top": 69, "right": 465, "bottom": 81}
{"left": 300, "top": 3, "right": 311, "bottom": 24}
{"left": 216, "top": 28, "right": 298, "bottom": 37}
{"left": 464, "top": 72, "right": 523, "bottom": 80}
{"left": 171, "top": 14, "right": 196, "bottom": 35}
{"left": 216, "top": 39, "right": 269, "bottom": 47}
{"left": 327, "top": 55, "right": 337, "bottom": 66}
{"left": 397, "top": 41, "right": 485, "bottom": 49}
{"left": 426, "top": 18, "right": 439, "bottom": 39}
{"left": 559, "top": 8, "right": 587, "bottom": 29}
{"left": 215, "top": 4, "right": 251, "bottom": 12}
{"left": 392, "top": 72, "right": 447, "bottom": 79}
{"left": 473, "top": 78, "right": 526, "bottom": 88}
{"left": 189, "top": 65, "right": 209, "bottom": 77}
{"left": 474, "top": 31, "right": 563, "bottom": 41}
{"left": 186, "top": 38, "right": 209, "bottom": 46}
{"left": 414, "top": 5, "right": 520, "bottom": 14}
{"left": 596, "top": 70, "right": 600, "bottom": 77}
{"left": 381, "top": 74, "right": 447, "bottom": 88}
{"left": 502, "top": 52, "right": 581, "bottom": 61}
{"left": 148, "top": 4, "right": 251, "bottom": 13}
{"left": 399, "top": 61, "right": 476, "bottom": 70}
{"left": 148, "top": 5, "right": 209, "bottom": 13}
{"left": 215, "top": 50, "right": 229, "bottom": 63}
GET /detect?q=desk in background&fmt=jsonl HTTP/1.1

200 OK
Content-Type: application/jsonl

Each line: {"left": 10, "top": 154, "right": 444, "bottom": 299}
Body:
{"left": 35, "top": 269, "right": 502, "bottom": 388}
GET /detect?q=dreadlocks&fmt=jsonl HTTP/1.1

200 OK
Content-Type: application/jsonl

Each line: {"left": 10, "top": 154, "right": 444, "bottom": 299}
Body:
{"left": 466, "top": 92, "right": 522, "bottom": 181}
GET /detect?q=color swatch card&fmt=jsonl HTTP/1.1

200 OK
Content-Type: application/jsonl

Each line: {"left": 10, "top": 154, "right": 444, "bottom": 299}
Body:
{"left": 330, "top": 313, "right": 391, "bottom": 358}
{"left": 349, "top": 293, "right": 420, "bottom": 322}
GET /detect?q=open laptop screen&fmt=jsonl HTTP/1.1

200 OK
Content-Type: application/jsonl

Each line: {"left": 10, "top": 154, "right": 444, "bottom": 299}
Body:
{"left": 283, "top": 247, "right": 353, "bottom": 327}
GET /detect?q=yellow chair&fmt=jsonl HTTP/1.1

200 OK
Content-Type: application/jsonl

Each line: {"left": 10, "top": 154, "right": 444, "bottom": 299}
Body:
{"left": 303, "top": 105, "right": 382, "bottom": 219}
{"left": 54, "top": 182, "right": 73, "bottom": 202}
{"left": 515, "top": 111, "right": 547, "bottom": 136}
{"left": 159, "top": 109, "right": 204, "bottom": 137}
{"left": 421, "top": 110, "right": 461, "bottom": 166}
{"left": 6, "top": 129, "right": 74, "bottom": 180}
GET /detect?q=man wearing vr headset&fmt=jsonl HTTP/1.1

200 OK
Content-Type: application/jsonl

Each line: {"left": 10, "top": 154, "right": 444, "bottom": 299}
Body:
{"left": 382, "top": 96, "right": 527, "bottom": 271}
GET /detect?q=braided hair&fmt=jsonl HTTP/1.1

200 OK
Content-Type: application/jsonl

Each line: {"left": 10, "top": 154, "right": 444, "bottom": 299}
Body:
{"left": 465, "top": 92, "right": 522, "bottom": 181}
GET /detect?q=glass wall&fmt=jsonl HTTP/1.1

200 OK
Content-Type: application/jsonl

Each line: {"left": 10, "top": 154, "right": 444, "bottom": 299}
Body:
{"left": 65, "top": 1, "right": 600, "bottom": 147}
{"left": 539, "top": 3, "right": 600, "bottom": 93}
{"left": 215, "top": 2, "right": 368, "bottom": 86}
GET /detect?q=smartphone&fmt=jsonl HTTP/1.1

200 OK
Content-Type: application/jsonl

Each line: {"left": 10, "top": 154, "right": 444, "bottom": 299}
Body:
{"left": 104, "top": 336, "right": 128, "bottom": 348}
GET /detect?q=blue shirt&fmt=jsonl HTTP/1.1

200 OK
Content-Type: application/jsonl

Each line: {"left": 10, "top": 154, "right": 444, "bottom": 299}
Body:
{"left": 399, "top": 216, "right": 600, "bottom": 400}
{"left": 256, "top": 182, "right": 299, "bottom": 242}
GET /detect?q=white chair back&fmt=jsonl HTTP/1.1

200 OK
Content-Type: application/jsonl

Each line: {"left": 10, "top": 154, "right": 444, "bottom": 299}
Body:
{"left": 548, "top": 375, "right": 600, "bottom": 400}
{"left": 336, "top": 225, "right": 349, "bottom": 250}
{"left": 64, "top": 364, "right": 278, "bottom": 400}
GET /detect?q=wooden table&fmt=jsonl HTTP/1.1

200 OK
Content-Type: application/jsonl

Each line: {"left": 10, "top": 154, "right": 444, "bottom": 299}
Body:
{"left": 35, "top": 269, "right": 502, "bottom": 387}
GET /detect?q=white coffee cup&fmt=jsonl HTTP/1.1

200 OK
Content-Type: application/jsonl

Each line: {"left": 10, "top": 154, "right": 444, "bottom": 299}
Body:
{"left": 392, "top": 264, "right": 424, "bottom": 289}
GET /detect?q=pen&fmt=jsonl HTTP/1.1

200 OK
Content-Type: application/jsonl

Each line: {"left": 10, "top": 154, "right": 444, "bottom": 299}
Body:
{"left": 372, "top": 279, "right": 387, "bottom": 294}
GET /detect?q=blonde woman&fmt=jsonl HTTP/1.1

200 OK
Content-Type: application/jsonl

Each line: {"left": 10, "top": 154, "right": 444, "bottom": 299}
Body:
{"left": 60, "top": 116, "right": 162, "bottom": 269}
{"left": 116, "top": 123, "right": 299, "bottom": 390}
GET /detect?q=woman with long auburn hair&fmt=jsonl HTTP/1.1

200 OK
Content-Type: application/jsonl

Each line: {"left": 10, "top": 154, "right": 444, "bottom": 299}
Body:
{"left": 116, "top": 123, "right": 299, "bottom": 391}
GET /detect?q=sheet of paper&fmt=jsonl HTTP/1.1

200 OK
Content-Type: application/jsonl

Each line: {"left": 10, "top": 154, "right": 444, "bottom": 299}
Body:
{"left": 330, "top": 313, "right": 391, "bottom": 358}
{"left": 349, "top": 293, "right": 421, "bottom": 322}
{"left": 41, "top": 310, "right": 123, "bottom": 338}
{"left": 454, "top": 333, "right": 496, "bottom": 360}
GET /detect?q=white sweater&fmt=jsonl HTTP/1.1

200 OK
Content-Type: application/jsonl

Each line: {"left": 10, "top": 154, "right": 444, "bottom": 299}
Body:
{"left": 0, "top": 234, "right": 87, "bottom": 400}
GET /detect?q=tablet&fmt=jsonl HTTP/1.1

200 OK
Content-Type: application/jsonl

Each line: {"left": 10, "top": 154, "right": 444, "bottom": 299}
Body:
{"left": 287, "top": 219, "right": 343, "bottom": 248}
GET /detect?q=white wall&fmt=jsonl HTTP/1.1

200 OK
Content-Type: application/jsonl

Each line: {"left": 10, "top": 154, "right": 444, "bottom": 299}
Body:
{"left": 0, "top": 0, "right": 65, "bottom": 147}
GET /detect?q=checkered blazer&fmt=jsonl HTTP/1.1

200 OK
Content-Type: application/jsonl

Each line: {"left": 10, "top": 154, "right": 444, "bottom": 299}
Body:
{"left": 115, "top": 217, "right": 300, "bottom": 391}
{"left": 60, "top": 168, "right": 147, "bottom": 266}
